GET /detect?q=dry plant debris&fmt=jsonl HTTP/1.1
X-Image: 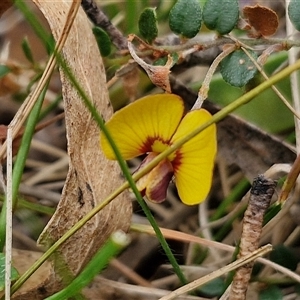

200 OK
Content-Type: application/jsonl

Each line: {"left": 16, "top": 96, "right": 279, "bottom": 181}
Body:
{"left": 0, "top": 1, "right": 300, "bottom": 299}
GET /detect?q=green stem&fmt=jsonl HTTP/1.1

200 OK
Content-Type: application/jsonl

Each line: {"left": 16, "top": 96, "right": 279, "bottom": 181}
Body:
{"left": 38, "top": 95, "right": 63, "bottom": 121}
{"left": 9, "top": 186, "right": 127, "bottom": 295}
{"left": 214, "top": 205, "right": 246, "bottom": 242}
{"left": 0, "top": 195, "right": 55, "bottom": 216}
{"left": 0, "top": 87, "right": 46, "bottom": 251}
{"left": 211, "top": 178, "right": 250, "bottom": 221}
{"left": 14, "top": 1, "right": 54, "bottom": 53}
{"left": 45, "top": 231, "right": 129, "bottom": 300}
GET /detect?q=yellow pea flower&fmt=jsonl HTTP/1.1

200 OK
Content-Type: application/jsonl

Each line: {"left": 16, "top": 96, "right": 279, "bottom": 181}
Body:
{"left": 100, "top": 94, "right": 217, "bottom": 205}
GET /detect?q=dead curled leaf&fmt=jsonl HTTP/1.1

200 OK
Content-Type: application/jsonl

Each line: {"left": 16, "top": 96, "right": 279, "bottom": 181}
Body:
{"left": 243, "top": 4, "right": 279, "bottom": 37}
{"left": 13, "top": 1, "right": 132, "bottom": 299}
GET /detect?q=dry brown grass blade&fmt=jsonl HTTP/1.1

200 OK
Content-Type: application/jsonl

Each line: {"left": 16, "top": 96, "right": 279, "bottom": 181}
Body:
{"left": 159, "top": 245, "right": 273, "bottom": 300}
{"left": 12, "top": 1, "right": 132, "bottom": 298}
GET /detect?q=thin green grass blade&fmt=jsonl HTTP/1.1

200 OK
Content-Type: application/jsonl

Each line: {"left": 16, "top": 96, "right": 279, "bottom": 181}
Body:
{"left": 211, "top": 178, "right": 250, "bottom": 221}
{"left": 45, "top": 231, "right": 129, "bottom": 300}
{"left": 0, "top": 87, "right": 46, "bottom": 251}
{"left": 38, "top": 95, "right": 63, "bottom": 121}
{"left": 0, "top": 195, "right": 55, "bottom": 216}
{"left": 14, "top": 1, "right": 54, "bottom": 53}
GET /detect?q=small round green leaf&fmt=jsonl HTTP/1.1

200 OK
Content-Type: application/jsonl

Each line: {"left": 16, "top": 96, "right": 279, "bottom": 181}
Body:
{"left": 138, "top": 7, "right": 158, "bottom": 44}
{"left": 259, "top": 285, "right": 283, "bottom": 300}
{"left": 169, "top": 0, "right": 202, "bottom": 39}
{"left": 203, "top": 0, "right": 239, "bottom": 35}
{"left": 92, "top": 27, "right": 112, "bottom": 57}
{"left": 197, "top": 278, "right": 225, "bottom": 297}
{"left": 220, "top": 49, "right": 258, "bottom": 87}
{"left": 288, "top": 0, "right": 300, "bottom": 31}
{"left": 270, "top": 245, "right": 298, "bottom": 271}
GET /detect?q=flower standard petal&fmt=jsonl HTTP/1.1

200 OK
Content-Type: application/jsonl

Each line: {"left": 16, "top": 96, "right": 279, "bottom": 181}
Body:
{"left": 170, "top": 109, "right": 217, "bottom": 205}
{"left": 100, "top": 94, "right": 185, "bottom": 160}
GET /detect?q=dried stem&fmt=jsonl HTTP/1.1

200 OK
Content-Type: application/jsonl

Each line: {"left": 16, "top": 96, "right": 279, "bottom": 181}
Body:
{"left": 5, "top": 128, "right": 12, "bottom": 300}
{"left": 160, "top": 244, "right": 273, "bottom": 300}
{"left": 128, "top": 36, "right": 172, "bottom": 92}
{"left": 193, "top": 44, "right": 236, "bottom": 110}
{"left": 241, "top": 46, "right": 300, "bottom": 120}
{"left": 81, "top": 0, "right": 128, "bottom": 50}
{"left": 279, "top": 153, "right": 300, "bottom": 203}
{"left": 285, "top": 0, "right": 300, "bottom": 153}
{"left": 229, "top": 175, "right": 277, "bottom": 300}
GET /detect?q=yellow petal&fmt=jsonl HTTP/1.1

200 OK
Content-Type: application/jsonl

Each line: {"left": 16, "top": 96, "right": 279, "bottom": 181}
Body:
{"left": 171, "top": 109, "right": 217, "bottom": 205}
{"left": 100, "top": 94, "right": 184, "bottom": 160}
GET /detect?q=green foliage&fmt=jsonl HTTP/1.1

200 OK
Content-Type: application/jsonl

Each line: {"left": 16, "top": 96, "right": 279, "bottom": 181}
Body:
{"left": 259, "top": 285, "right": 283, "bottom": 300}
{"left": 0, "top": 253, "right": 19, "bottom": 291}
{"left": 263, "top": 203, "right": 282, "bottom": 225}
{"left": 220, "top": 49, "right": 258, "bottom": 87}
{"left": 0, "top": 65, "right": 11, "bottom": 78}
{"left": 45, "top": 231, "right": 129, "bottom": 300}
{"left": 270, "top": 245, "right": 298, "bottom": 271}
{"left": 288, "top": 0, "right": 300, "bottom": 31}
{"left": 197, "top": 278, "right": 226, "bottom": 297}
{"left": 203, "top": 0, "right": 239, "bottom": 34}
{"left": 153, "top": 52, "right": 179, "bottom": 66}
{"left": 15, "top": 1, "right": 54, "bottom": 53}
{"left": 138, "top": 7, "right": 158, "bottom": 44}
{"left": 207, "top": 52, "right": 295, "bottom": 134}
{"left": 0, "top": 87, "right": 46, "bottom": 251}
{"left": 92, "top": 27, "right": 112, "bottom": 57}
{"left": 21, "top": 37, "right": 34, "bottom": 63}
{"left": 169, "top": 0, "right": 202, "bottom": 38}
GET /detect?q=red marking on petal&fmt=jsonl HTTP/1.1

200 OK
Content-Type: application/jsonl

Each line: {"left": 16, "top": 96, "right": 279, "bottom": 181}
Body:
{"left": 172, "top": 150, "right": 183, "bottom": 172}
{"left": 139, "top": 136, "right": 170, "bottom": 153}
